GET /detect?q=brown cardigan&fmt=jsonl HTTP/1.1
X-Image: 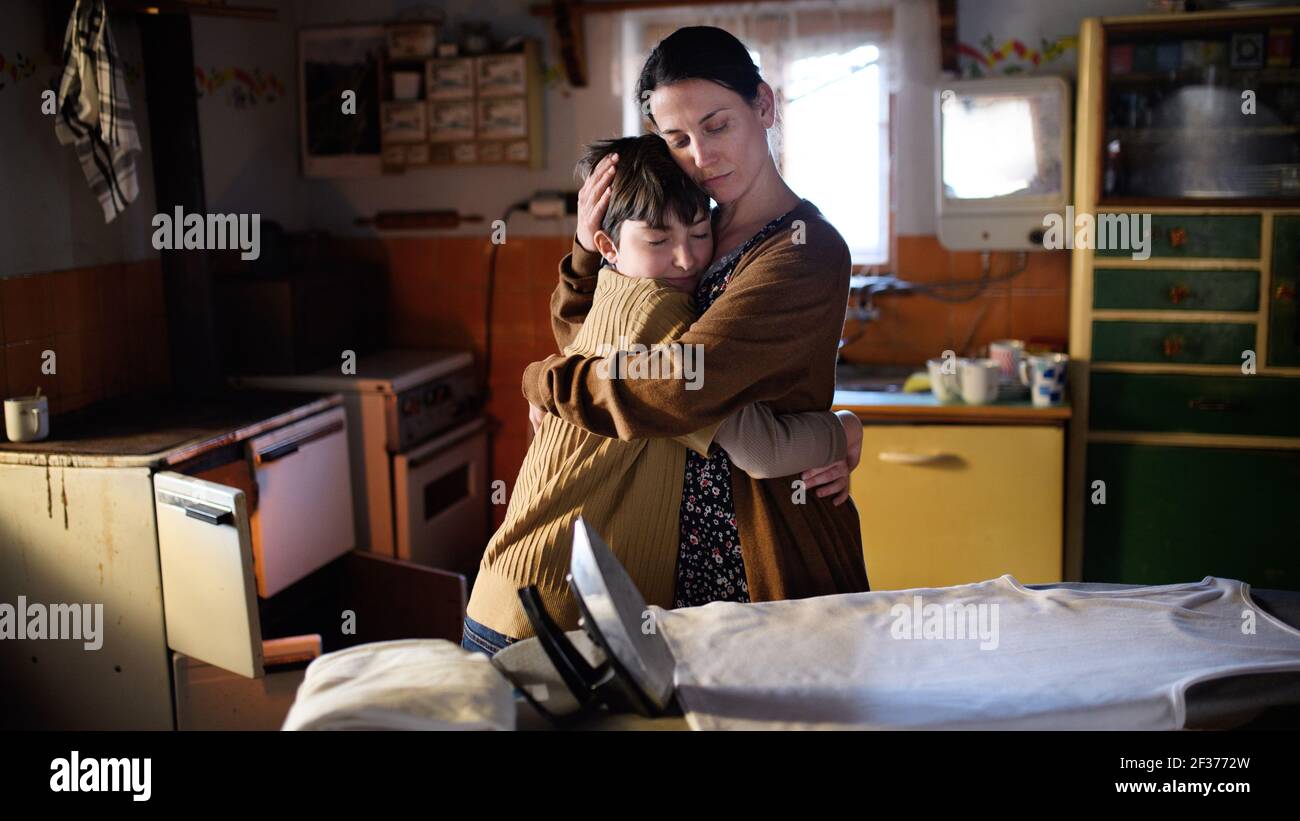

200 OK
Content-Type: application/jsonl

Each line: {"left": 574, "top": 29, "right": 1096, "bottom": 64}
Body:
{"left": 522, "top": 198, "right": 870, "bottom": 601}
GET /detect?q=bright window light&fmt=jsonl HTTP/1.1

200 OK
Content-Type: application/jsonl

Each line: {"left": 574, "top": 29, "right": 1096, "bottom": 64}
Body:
{"left": 782, "top": 44, "right": 888, "bottom": 265}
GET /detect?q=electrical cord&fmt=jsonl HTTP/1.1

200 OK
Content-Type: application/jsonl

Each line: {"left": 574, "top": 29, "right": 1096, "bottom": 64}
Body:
{"left": 839, "top": 251, "right": 1031, "bottom": 354}
{"left": 905, "top": 251, "right": 1030, "bottom": 303}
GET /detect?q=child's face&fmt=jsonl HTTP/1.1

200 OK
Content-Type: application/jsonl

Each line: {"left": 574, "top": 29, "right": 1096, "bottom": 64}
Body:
{"left": 595, "top": 209, "right": 713, "bottom": 293}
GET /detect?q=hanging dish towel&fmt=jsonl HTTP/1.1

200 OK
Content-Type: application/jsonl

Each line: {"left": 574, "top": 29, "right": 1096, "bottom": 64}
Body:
{"left": 54, "top": 0, "right": 142, "bottom": 223}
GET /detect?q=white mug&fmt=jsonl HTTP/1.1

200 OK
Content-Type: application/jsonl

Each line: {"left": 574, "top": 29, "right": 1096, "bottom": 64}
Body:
{"left": 5, "top": 396, "right": 50, "bottom": 442}
{"left": 927, "top": 357, "right": 963, "bottom": 402}
{"left": 959, "top": 359, "right": 1001, "bottom": 405}
{"left": 1019, "top": 354, "right": 1069, "bottom": 407}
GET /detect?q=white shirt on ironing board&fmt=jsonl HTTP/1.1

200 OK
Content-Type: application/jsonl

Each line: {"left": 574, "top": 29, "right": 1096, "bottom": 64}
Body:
{"left": 650, "top": 575, "right": 1300, "bottom": 730}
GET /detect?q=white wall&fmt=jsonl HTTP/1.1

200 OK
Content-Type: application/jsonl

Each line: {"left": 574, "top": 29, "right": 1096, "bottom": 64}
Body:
{"left": 2, "top": 0, "right": 1168, "bottom": 275}
{"left": 194, "top": 0, "right": 620, "bottom": 237}
{"left": 0, "top": 1, "right": 159, "bottom": 277}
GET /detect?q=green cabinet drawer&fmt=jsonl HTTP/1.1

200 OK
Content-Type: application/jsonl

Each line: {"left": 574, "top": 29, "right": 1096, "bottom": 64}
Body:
{"left": 1088, "top": 372, "right": 1300, "bottom": 437}
{"left": 1084, "top": 443, "right": 1300, "bottom": 590}
{"left": 1092, "top": 321, "right": 1255, "bottom": 364}
{"left": 1095, "top": 214, "right": 1260, "bottom": 259}
{"left": 1093, "top": 268, "right": 1259, "bottom": 311}
{"left": 1270, "top": 215, "right": 1300, "bottom": 367}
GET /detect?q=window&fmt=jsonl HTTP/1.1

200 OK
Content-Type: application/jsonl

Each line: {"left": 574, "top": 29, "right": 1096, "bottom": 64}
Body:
{"left": 782, "top": 44, "right": 888, "bottom": 264}
{"left": 620, "top": 2, "right": 893, "bottom": 265}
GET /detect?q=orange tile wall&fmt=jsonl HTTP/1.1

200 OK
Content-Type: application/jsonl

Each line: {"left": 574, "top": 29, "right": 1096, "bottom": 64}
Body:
{"left": 372, "top": 232, "right": 1072, "bottom": 529}
{"left": 0, "top": 260, "right": 171, "bottom": 416}
{"left": 839, "top": 236, "right": 1071, "bottom": 365}
{"left": 2, "top": 235, "right": 1070, "bottom": 533}
{"left": 366, "top": 233, "right": 574, "bottom": 530}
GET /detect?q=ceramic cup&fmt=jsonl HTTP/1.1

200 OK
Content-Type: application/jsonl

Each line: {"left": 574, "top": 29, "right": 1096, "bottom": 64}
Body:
{"left": 989, "top": 339, "right": 1027, "bottom": 383}
{"left": 959, "top": 359, "right": 1002, "bottom": 405}
{"left": 4, "top": 395, "right": 50, "bottom": 442}
{"left": 927, "top": 357, "right": 963, "bottom": 402}
{"left": 1019, "top": 353, "right": 1070, "bottom": 407}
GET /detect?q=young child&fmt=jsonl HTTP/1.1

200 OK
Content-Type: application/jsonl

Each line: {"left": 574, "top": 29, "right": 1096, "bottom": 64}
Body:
{"left": 466, "top": 134, "right": 862, "bottom": 644}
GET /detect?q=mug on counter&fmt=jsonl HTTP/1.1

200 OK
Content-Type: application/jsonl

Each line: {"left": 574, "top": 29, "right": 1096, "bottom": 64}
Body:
{"left": 1019, "top": 354, "right": 1070, "bottom": 407}
{"left": 989, "top": 339, "right": 1027, "bottom": 383}
{"left": 959, "top": 358, "right": 1001, "bottom": 405}
{"left": 4, "top": 395, "right": 50, "bottom": 442}
{"left": 927, "top": 357, "right": 963, "bottom": 402}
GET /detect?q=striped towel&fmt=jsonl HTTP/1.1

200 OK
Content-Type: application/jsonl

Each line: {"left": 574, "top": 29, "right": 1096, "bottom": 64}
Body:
{"left": 54, "top": 0, "right": 141, "bottom": 223}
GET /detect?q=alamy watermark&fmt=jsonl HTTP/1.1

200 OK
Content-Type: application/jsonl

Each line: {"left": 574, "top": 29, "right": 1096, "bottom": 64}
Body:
{"left": 151, "top": 206, "right": 261, "bottom": 260}
{"left": 593, "top": 336, "right": 704, "bottom": 390}
{"left": 50, "top": 751, "right": 150, "bottom": 801}
{"left": 890, "top": 594, "right": 1000, "bottom": 650}
{"left": 0, "top": 596, "right": 103, "bottom": 650}
{"left": 1041, "top": 206, "right": 1151, "bottom": 261}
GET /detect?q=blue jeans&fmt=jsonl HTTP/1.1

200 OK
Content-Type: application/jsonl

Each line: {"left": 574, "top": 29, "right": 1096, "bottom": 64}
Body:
{"left": 461, "top": 615, "right": 518, "bottom": 657}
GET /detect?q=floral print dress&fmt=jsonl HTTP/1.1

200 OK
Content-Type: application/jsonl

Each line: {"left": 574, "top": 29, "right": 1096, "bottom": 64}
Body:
{"left": 673, "top": 200, "right": 807, "bottom": 608}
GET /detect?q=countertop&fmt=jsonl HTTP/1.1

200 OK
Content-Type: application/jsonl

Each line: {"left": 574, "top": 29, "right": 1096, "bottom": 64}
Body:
{"left": 0, "top": 389, "right": 343, "bottom": 469}
{"left": 833, "top": 389, "right": 1072, "bottom": 424}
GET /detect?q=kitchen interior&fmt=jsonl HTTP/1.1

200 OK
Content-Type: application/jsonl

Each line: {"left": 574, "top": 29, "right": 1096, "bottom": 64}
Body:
{"left": 1, "top": 0, "right": 1299, "bottom": 733}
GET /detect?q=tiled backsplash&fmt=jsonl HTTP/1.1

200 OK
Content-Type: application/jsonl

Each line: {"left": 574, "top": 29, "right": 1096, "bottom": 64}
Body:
{"left": 839, "top": 236, "right": 1070, "bottom": 365}
{"left": 2, "top": 234, "right": 1068, "bottom": 527}
{"left": 0, "top": 260, "right": 171, "bottom": 416}
{"left": 331, "top": 233, "right": 573, "bottom": 529}
{"left": 368, "top": 232, "right": 1071, "bottom": 528}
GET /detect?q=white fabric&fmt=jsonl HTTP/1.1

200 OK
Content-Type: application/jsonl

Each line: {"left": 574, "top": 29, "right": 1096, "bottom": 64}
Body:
{"left": 651, "top": 575, "right": 1300, "bottom": 730}
{"left": 281, "top": 639, "right": 516, "bottom": 731}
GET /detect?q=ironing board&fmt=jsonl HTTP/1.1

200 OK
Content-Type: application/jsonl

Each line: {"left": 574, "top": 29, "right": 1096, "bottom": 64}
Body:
{"left": 496, "top": 519, "right": 1300, "bottom": 731}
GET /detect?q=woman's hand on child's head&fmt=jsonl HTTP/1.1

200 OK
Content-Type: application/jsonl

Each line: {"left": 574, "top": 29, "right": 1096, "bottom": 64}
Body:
{"left": 528, "top": 403, "right": 546, "bottom": 437}
{"left": 577, "top": 153, "right": 617, "bottom": 253}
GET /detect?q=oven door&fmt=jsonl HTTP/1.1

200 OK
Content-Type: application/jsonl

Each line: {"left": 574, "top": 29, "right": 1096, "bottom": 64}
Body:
{"left": 393, "top": 416, "right": 489, "bottom": 574}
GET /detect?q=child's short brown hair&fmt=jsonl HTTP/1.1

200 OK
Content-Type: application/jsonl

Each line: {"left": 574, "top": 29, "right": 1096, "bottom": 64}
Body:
{"left": 575, "top": 134, "right": 712, "bottom": 247}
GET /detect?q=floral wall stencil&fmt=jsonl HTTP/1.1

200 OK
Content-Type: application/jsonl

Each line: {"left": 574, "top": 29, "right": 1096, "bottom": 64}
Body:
{"left": 0, "top": 51, "right": 38, "bottom": 91}
{"left": 958, "top": 35, "right": 1077, "bottom": 77}
{"left": 195, "top": 66, "right": 285, "bottom": 107}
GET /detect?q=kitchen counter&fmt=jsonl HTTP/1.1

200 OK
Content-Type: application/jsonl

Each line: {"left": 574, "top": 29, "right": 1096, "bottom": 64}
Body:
{"left": 0, "top": 389, "right": 342, "bottom": 469}
{"left": 833, "top": 389, "right": 1072, "bottom": 424}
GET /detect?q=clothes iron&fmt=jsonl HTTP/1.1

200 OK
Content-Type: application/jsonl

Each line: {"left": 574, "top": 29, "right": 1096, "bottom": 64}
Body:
{"left": 490, "top": 517, "right": 679, "bottom": 726}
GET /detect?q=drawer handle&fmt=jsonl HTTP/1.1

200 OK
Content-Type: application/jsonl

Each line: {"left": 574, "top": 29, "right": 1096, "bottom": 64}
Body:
{"left": 1168, "top": 227, "right": 1188, "bottom": 249}
{"left": 1161, "top": 334, "right": 1184, "bottom": 358}
{"left": 185, "top": 502, "right": 234, "bottom": 526}
{"left": 1167, "top": 283, "right": 1190, "bottom": 305}
{"left": 255, "top": 419, "right": 345, "bottom": 465}
{"left": 1188, "top": 397, "right": 1242, "bottom": 412}
{"left": 878, "top": 451, "right": 953, "bottom": 465}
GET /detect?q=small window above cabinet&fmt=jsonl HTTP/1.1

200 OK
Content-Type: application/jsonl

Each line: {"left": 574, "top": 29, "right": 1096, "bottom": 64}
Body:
{"left": 1100, "top": 12, "right": 1300, "bottom": 204}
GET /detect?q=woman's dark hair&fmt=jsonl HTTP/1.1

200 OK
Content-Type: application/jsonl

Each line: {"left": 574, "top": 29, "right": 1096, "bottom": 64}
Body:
{"left": 575, "top": 134, "right": 711, "bottom": 247}
{"left": 634, "top": 26, "right": 765, "bottom": 124}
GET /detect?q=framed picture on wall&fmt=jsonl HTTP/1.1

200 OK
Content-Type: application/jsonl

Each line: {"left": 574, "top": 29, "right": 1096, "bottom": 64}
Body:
{"left": 298, "top": 25, "right": 385, "bottom": 177}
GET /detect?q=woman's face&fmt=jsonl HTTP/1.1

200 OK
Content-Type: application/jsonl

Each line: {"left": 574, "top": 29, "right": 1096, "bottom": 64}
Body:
{"left": 650, "top": 78, "right": 775, "bottom": 206}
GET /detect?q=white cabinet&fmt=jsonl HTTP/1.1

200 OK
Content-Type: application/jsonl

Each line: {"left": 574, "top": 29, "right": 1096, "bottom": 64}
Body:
{"left": 1, "top": 403, "right": 468, "bottom": 730}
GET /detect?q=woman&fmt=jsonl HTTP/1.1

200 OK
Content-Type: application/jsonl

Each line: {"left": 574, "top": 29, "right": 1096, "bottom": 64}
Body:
{"left": 508, "top": 25, "right": 870, "bottom": 653}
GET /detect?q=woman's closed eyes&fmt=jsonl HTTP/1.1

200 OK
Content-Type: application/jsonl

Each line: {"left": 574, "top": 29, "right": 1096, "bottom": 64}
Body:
{"left": 670, "top": 121, "right": 728, "bottom": 150}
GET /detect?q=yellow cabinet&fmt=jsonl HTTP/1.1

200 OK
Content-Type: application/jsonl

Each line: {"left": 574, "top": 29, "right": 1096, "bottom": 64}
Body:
{"left": 849, "top": 424, "right": 1064, "bottom": 591}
